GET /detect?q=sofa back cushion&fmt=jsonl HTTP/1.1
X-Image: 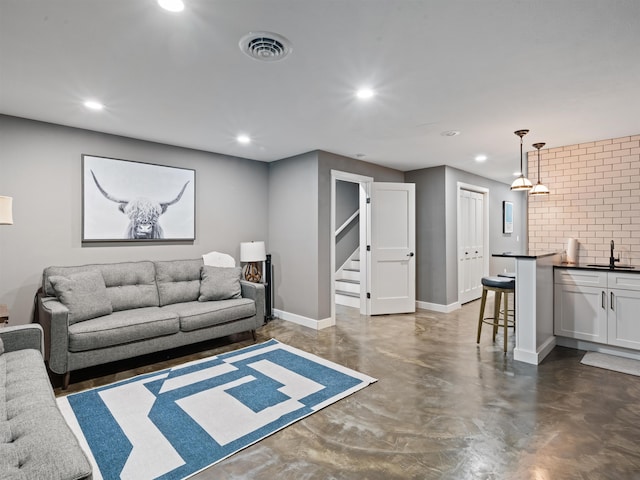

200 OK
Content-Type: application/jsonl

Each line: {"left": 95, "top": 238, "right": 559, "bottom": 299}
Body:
{"left": 43, "top": 261, "right": 159, "bottom": 312}
{"left": 49, "top": 271, "right": 113, "bottom": 324}
{"left": 199, "top": 266, "right": 243, "bottom": 301}
{"left": 154, "top": 259, "right": 203, "bottom": 306}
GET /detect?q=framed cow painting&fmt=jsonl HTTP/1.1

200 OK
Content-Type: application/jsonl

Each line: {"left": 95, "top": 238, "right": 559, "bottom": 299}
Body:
{"left": 82, "top": 155, "right": 196, "bottom": 242}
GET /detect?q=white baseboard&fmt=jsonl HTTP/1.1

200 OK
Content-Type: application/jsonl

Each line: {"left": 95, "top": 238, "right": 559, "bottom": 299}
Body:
{"left": 416, "top": 300, "right": 461, "bottom": 313}
{"left": 556, "top": 336, "right": 640, "bottom": 361}
{"left": 273, "top": 309, "right": 335, "bottom": 330}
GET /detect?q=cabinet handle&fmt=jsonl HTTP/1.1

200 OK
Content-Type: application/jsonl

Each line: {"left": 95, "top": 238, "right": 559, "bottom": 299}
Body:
{"left": 602, "top": 291, "right": 606, "bottom": 309}
{"left": 611, "top": 292, "right": 614, "bottom": 311}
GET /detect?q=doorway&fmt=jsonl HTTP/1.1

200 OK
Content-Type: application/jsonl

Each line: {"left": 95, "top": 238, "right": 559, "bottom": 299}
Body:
{"left": 457, "top": 182, "right": 489, "bottom": 304}
{"left": 331, "top": 171, "right": 372, "bottom": 322}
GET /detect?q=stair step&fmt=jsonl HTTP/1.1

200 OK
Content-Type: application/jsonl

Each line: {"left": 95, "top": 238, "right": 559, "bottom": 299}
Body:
{"left": 337, "top": 278, "right": 359, "bottom": 285}
{"left": 335, "top": 292, "right": 360, "bottom": 308}
{"left": 338, "top": 269, "right": 360, "bottom": 281}
{"left": 336, "top": 290, "right": 360, "bottom": 298}
{"left": 344, "top": 268, "right": 359, "bottom": 272}
{"left": 335, "top": 279, "right": 359, "bottom": 294}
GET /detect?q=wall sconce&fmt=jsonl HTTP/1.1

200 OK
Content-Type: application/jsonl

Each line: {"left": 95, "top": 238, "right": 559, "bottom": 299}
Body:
{"left": 240, "top": 241, "right": 266, "bottom": 282}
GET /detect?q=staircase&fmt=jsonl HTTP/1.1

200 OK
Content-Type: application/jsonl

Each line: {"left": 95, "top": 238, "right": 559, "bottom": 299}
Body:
{"left": 335, "top": 249, "right": 361, "bottom": 308}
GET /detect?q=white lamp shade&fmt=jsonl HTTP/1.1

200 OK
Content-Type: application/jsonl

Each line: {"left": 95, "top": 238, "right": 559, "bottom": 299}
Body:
{"left": 510, "top": 175, "right": 533, "bottom": 191}
{"left": 0, "top": 196, "right": 13, "bottom": 225}
{"left": 240, "top": 241, "right": 266, "bottom": 262}
{"left": 530, "top": 182, "right": 550, "bottom": 195}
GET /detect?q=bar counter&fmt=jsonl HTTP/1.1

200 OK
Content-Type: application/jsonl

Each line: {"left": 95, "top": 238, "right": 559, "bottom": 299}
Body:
{"left": 492, "top": 251, "right": 563, "bottom": 364}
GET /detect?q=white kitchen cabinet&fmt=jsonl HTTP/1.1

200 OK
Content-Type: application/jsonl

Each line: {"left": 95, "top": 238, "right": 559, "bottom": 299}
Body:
{"left": 607, "top": 273, "right": 640, "bottom": 349}
{"left": 554, "top": 269, "right": 640, "bottom": 350}
{"left": 554, "top": 282, "right": 608, "bottom": 343}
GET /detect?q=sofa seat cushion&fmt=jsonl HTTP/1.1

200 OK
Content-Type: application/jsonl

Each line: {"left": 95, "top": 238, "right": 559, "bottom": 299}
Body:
{"left": 1, "top": 350, "right": 92, "bottom": 480}
{"left": 68, "top": 307, "right": 179, "bottom": 352}
{"left": 163, "top": 299, "right": 256, "bottom": 332}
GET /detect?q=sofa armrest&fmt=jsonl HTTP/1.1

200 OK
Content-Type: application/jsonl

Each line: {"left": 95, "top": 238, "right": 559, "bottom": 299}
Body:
{"left": 39, "top": 297, "right": 71, "bottom": 374}
{"left": 240, "top": 280, "right": 265, "bottom": 326}
{"left": 0, "top": 324, "right": 44, "bottom": 355}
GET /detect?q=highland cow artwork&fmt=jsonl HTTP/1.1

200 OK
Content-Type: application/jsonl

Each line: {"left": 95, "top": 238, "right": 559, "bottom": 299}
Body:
{"left": 82, "top": 155, "right": 195, "bottom": 242}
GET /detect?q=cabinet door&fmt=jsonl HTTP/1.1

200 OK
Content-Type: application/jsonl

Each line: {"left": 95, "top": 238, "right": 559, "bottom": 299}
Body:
{"left": 608, "top": 288, "right": 640, "bottom": 349}
{"left": 554, "top": 283, "right": 608, "bottom": 343}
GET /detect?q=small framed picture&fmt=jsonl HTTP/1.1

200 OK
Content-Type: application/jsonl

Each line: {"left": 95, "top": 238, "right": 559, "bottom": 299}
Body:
{"left": 82, "top": 155, "right": 195, "bottom": 242}
{"left": 503, "top": 201, "right": 514, "bottom": 234}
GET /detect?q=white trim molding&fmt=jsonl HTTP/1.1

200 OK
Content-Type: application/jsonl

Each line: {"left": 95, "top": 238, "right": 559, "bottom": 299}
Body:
{"left": 416, "top": 300, "right": 461, "bottom": 314}
{"left": 274, "top": 309, "right": 335, "bottom": 330}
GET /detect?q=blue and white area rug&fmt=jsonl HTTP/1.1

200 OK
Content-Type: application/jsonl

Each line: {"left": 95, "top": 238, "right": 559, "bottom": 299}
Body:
{"left": 57, "top": 339, "right": 377, "bottom": 480}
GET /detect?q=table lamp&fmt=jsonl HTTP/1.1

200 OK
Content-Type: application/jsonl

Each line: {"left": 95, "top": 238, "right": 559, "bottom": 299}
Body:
{"left": 0, "top": 196, "right": 13, "bottom": 225}
{"left": 240, "top": 241, "right": 266, "bottom": 282}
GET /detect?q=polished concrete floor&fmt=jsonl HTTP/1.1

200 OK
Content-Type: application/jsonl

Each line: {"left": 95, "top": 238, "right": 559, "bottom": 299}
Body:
{"left": 56, "top": 300, "right": 640, "bottom": 480}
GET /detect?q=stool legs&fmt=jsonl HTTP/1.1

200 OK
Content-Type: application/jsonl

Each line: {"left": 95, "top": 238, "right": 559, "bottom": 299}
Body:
{"left": 492, "top": 290, "right": 502, "bottom": 342}
{"left": 476, "top": 288, "right": 488, "bottom": 344}
{"left": 503, "top": 290, "right": 509, "bottom": 353}
{"left": 476, "top": 286, "right": 514, "bottom": 353}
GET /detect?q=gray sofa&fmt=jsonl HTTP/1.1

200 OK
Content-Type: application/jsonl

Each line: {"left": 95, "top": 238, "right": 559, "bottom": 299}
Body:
{"left": 39, "top": 258, "right": 264, "bottom": 389}
{"left": 0, "top": 324, "right": 92, "bottom": 479}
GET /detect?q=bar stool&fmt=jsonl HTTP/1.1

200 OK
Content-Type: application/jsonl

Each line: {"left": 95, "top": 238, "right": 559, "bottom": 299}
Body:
{"left": 476, "top": 276, "right": 516, "bottom": 352}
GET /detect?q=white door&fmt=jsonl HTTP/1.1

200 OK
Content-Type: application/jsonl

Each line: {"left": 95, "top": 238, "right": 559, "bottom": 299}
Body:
{"left": 368, "top": 183, "right": 416, "bottom": 315}
{"left": 458, "top": 189, "right": 485, "bottom": 304}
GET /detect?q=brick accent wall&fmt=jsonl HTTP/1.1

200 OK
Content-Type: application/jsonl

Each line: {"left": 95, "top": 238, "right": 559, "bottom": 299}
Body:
{"left": 528, "top": 134, "right": 640, "bottom": 265}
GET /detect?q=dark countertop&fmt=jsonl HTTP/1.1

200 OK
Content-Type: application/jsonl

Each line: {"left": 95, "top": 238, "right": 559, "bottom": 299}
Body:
{"left": 555, "top": 263, "right": 640, "bottom": 274}
{"left": 492, "top": 251, "right": 562, "bottom": 259}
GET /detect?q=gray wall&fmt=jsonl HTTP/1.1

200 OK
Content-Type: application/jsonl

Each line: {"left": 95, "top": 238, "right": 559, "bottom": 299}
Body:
{"left": 267, "top": 152, "right": 319, "bottom": 320}
{"left": 0, "top": 115, "right": 269, "bottom": 324}
{"left": 335, "top": 180, "right": 359, "bottom": 269}
{"left": 404, "top": 166, "right": 447, "bottom": 307}
{"left": 405, "top": 165, "right": 526, "bottom": 307}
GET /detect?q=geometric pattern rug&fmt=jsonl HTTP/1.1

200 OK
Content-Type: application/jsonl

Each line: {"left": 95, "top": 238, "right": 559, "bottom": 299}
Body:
{"left": 57, "top": 339, "right": 377, "bottom": 480}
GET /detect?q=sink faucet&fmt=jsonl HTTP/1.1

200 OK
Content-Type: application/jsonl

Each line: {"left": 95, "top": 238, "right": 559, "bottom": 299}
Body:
{"left": 610, "top": 240, "right": 620, "bottom": 268}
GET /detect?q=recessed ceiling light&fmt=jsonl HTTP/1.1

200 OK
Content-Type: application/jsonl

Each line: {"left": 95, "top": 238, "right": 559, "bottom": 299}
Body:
{"left": 441, "top": 130, "right": 461, "bottom": 137}
{"left": 356, "top": 88, "right": 375, "bottom": 100}
{"left": 475, "top": 154, "right": 488, "bottom": 162}
{"left": 158, "top": 0, "right": 184, "bottom": 12}
{"left": 514, "top": 171, "right": 522, "bottom": 176}
{"left": 83, "top": 100, "right": 104, "bottom": 111}
{"left": 237, "top": 134, "right": 251, "bottom": 144}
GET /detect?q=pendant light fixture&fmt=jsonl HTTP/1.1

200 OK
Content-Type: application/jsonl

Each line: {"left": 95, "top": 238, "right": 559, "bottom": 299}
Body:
{"left": 510, "top": 129, "right": 533, "bottom": 191}
{"left": 530, "top": 142, "right": 550, "bottom": 196}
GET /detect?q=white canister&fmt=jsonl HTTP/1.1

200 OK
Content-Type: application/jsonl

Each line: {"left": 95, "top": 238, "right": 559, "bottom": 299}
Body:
{"left": 566, "top": 238, "right": 579, "bottom": 264}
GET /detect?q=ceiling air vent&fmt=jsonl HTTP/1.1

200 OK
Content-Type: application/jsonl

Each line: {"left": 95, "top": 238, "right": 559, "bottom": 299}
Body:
{"left": 239, "top": 32, "right": 292, "bottom": 62}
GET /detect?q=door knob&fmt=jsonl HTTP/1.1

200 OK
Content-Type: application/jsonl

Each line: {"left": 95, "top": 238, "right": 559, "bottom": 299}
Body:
{"left": 407, "top": 252, "right": 415, "bottom": 257}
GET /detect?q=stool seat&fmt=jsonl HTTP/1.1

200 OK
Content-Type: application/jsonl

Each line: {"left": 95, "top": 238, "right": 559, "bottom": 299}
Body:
{"left": 481, "top": 276, "right": 515, "bottom": 290}
{"left": 498, "top": 272, "right": 516, "bottom": 279}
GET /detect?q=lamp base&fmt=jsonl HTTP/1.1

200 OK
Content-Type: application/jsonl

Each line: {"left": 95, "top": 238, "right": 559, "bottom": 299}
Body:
{"left": 243, "top": 262, "right": 262, "bottom": 283}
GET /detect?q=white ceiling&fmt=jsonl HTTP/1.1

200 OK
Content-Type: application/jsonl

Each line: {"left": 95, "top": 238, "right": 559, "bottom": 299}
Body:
{"left": 1, "top": 0, "right": 639, "bottom": 183}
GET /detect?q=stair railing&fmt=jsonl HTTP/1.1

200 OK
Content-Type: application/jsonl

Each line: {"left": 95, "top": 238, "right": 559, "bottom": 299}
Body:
{"left": 335, "top": 209, "right": 359, "bottom": 237}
